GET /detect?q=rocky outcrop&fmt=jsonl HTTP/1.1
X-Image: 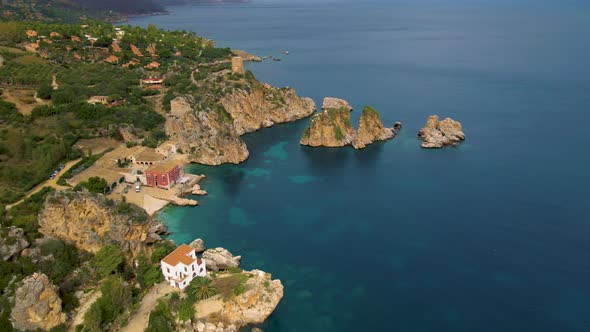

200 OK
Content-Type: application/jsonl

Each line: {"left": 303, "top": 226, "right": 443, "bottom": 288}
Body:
{"left": 191, "top": 184, "right": 208, "bottom": 196}
{"left": 300, "top": 105, "right": 355, "bottom": 147}
{"left": 220, "top": 83, "right": 316, "bottom": 135}
{"left": 166, "top": 96, "right": 249, "bottom": 165}
{"left": 194, "top": 269, "right": 283, "bottom": 329}
{"left": 418, "top": 115, "right": 465, "bottom": 148}
{"left": 38, "top": 191, "right": 161, "bottom": 258}
{"left": 352, "top": 106, "right": 395, "bottom": 149}
{"left": 189, "top": 238, "right": 206, "bottom": 253}
{"left": 10, "top": 273, "right": 67, "bottom": 331}
{"left": 301, "top": 99, "right": 397, "bottom": 148}
{"left": 167, "top": 80, "right": 315, "bottom": 166}
{"left": 0, "top": 226, "right": 29, "bottom": 261}
{"left": 322, "top": 97, "right": 352, "bottom": 112}
{"left": 202, "top": 247, "right": 241, "bottom": 272}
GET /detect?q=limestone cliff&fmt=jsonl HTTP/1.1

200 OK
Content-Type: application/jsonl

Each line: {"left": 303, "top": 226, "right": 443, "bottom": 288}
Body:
{"left": 165, "top": 70, "right": 315, "bottom": 165}
{"left": 38, "top": 191, "right": 162, "bottom": 258}
{"left": 352, "top": 106, "right": 395, "bottom": 149}
{"left": 220, "top": 83, "right": 316, "bottom": 135}
{"left": 0, "top": 226, "right": 29, "bottom": 261}
{"left": 418, "top": 115, "right": 465, "bottom": 148}
{"left": 11, "top": 273, "right": 67, "bottom": 331}
{"left": 300, "top": 107, "right": 355, "bottom": 147}
{"left": 194, "top": 269, "right": 284, "bottom": 329}
{"left": 166, "top": 96, "right": 249, "bottom": 165}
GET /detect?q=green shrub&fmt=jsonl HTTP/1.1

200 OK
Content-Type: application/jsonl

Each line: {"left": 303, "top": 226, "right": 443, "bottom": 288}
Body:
{"left": 94, "top": 245, "right": 124, "bottom": 277}
{"left": 189, "top": 277, "right": 217, "bottom": 300}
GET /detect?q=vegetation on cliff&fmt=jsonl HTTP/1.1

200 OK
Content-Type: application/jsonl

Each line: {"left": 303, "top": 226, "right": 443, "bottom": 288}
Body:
{"left": 301, "top": 101, "right": 397, "bottom": 149}
{"left": 0, "top": 20, "right": 232, "bottom": 203}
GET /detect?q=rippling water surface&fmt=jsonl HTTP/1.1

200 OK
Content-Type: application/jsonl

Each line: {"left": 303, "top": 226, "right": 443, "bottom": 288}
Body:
{"left": 130, "top": 1, "right": 590, "bottom": 330}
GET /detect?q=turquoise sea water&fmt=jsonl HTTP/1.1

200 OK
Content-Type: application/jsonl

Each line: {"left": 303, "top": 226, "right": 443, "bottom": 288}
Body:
{"left": 129, "top": 1, "right": 590, "bottom": 331}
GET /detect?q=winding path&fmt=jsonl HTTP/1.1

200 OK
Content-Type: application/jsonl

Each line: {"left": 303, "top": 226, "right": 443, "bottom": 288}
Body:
{"left": 119, "top": 282, "right": 176, "bottom": 332}
{"left": 5, "top": 158, "right": 81, "bottom": 210}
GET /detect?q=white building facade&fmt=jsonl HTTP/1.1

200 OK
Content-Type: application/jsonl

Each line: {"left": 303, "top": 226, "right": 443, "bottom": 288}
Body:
{"left": 160, "top": 244, "right": 207, "bottom": 290}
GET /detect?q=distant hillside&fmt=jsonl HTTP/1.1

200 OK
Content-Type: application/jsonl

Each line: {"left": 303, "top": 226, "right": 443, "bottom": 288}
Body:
{"left": 0, "top": 0, "right": 166, "bottom": 22}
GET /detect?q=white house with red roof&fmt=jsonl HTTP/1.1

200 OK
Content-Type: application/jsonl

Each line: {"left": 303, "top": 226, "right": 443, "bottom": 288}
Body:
{"left": 160, "top": 244, "right": 207, "bottom": 289}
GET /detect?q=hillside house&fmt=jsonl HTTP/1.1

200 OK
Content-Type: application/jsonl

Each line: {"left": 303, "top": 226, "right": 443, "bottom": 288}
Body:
{"left": 161, "top": 244, "right": 207, "bottom": 290}
{"left": 156, "top": 141, "right": 178, "bottom": 159}
{"left": 87, "top": 96, "right": 108, "bottom": 105}
{"left": 140, "top": 77, "right": 164, "bottom": 85}
{"left": 145, "top": 160, "right": 184, "bottom": 189}
{"left": 127, "top": 147, "right": 164, "bottom": 166}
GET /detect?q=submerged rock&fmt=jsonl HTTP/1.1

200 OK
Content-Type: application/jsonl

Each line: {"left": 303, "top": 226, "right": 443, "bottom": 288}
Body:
{"left": 11, "top": 273, "right": 67, "bottom": 331}
{"left": 418, "top": 115, "right": 465, "bottom": 148}
{"left": 352, "top": 106, "right": 395, "bottom": 149}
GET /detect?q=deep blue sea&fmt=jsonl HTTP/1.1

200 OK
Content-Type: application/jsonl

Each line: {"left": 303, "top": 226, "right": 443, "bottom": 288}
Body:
{"left": 129, "top": 1, "right": 590, "bottom": 331}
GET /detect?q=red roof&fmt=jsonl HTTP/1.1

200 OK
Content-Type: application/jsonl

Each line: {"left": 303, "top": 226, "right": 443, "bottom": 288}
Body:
{"left": 161, "top": 244, "right": 196, "bottom": 266}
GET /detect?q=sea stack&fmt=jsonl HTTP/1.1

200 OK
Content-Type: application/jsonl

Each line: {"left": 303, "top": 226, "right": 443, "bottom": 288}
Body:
{"left": 300, "top": 98, "right": 355, "bottom": 147}
{"left": 300, "top": 98, "right": 397, "bottom": 149}
{"left": 417, "top": 115, "right": 465, "bottom": 148}
{"left": 352, "top": 106, "right": 396, "bottom": 149}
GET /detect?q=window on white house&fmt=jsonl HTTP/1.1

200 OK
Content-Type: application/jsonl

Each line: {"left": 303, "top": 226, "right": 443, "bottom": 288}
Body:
{"left": 184, "top": 266, "right": 187, "bottom": 272}
{"left": 167, "top": 268, "right": 170, "bottom": 273}
{"left": 200, "top": 267, "right": 203, "bottom": 273}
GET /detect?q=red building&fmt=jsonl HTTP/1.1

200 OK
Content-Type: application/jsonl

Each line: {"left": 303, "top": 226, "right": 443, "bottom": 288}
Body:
{"left": 145, "top": 160, "right": 184, "bottom": 189}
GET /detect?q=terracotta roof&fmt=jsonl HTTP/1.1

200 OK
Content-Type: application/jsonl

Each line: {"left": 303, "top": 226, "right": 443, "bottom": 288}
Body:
{"left": 162, "top": 244, "right": 196, "bottom": 266}
{"left": 134, "top": 148, "right": 162, "bottom": 162}
{"left": 147, "top": 159, "right": 182, "bottom": 174}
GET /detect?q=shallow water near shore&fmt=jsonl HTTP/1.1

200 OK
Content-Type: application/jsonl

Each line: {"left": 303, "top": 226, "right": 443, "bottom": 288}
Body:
{"left": 130, "top": 1, "right": 590, "bottom": 331}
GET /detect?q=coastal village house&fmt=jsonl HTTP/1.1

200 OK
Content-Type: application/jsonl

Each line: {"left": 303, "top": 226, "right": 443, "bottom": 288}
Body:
{"left": 155, "top": 141, "right": 177, "bottom": 159}
{"left": 161, "top": 244, "right": 207, "bottom": 290}
{"left": 145, "top": 159, "right": 184, "bottom": 189}
{"left": 127, "top": 146, "right": 165, "bottom": 166}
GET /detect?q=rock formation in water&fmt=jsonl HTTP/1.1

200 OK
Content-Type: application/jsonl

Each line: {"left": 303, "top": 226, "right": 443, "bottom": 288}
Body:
{"left": 0, "top": 226, "right": 29, "bottom": 261}
{"left": 10, "top": 273, "right": 67, "bottom": 331}
{"left": 417, "top": 115, "right": 465, "bottom": 148}
{"left": 300, "top": 102, "right": 355, "bottom": 147}
{"left": 194, "top": 269, "right": 284, "bottom": 330}
{"left": 38, "top": 191, "right": 164, "bottom": 258}
{"left": 352, "top": 106, "right": 396, "bottom": 149}
{"left": 301, "top": 98, "right": 397, "bottom": 148}
{"left": 203, "top": 247, "right": 242, "bottom": 272}
{"left": 322, "top": 97, "right": 352, "bottom": 112}
{"left": 189, "top": 238, "right": 206, "bottom": 253}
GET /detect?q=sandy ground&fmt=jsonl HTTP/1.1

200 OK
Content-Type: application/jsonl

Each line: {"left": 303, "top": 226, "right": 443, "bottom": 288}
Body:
{"left": 67, "top": 290, "right": 102, "bottom": 332}
{"left": 194, "top": 295, "right": 224, "bottom": 320}
{"left": 109, "top": 183, "right": 190, "bottom": 216}
{"left": 74, "top": 137, "right": 122, "bottom": 155}
{"left": 6, "top": 158, "right": 81, "bottom": 210}
{"left": 1, "top": 88, "right": 51, "bottom": 115}
{"left": 120, "top": 282, "right": 176, "bottom": 332}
